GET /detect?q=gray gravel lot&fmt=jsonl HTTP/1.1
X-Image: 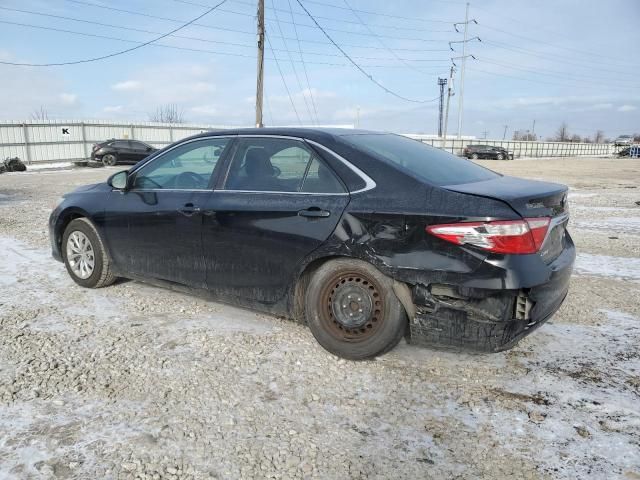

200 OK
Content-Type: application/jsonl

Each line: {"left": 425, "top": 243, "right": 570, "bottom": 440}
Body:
{"left": 1, "top": 157, "right": 639, "bottom": 479}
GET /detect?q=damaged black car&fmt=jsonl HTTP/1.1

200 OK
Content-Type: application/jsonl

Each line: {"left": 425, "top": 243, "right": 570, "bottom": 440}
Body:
{"left": 49, "top": 128, "right": 574, "bottom": 359}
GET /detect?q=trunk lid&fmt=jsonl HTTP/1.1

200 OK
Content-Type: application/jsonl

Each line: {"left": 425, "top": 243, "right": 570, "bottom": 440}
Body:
{"left": 443, "top": 175, "right": 568, "bottom": 218}
{"left": 443, "top": 175, "right": 569, "bottom": 263}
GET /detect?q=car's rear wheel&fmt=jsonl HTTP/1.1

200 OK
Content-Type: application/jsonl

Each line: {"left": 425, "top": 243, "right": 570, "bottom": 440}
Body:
{"left": 62, "top": 218, "right": 117, "bottom": 288}
{"left": 305, "top": 259, "right": 406, "bottom": 360}
{"left": 102, "top": 154, "right": 117, "bottom": 166}
{"left": 496, "top": 153, "right": 504, "bottom": 160}
{"left": 470, "top": 153, "right": 479, "bottom": 160}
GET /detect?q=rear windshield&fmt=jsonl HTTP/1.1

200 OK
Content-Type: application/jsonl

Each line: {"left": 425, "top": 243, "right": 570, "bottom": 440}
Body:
{"left": 342, "top": 133, "right": 500, "bottom": 186}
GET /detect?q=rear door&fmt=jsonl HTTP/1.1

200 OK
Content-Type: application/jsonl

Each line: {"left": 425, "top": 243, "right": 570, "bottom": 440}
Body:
{"left": 102, "top": 136, "right": 234, "bottom": 287}
{"left": 130, "top": 141, "right": 153, "bottom": 163}
{"left": 200, "top": 136, "right": 350, "bottom": 304}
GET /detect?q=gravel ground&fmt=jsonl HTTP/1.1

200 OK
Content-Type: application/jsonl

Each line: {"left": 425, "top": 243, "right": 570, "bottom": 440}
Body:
{"left": 1, "top": 157, "right": 639, "bottom": 479}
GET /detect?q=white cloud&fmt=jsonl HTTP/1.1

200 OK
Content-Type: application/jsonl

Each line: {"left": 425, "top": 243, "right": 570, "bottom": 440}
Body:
{"left": 617, "top": 104, "right": 637, "bottom": 112}
{"left": 112, "top": 80, "right": 142, "bottom": 91}
{"left": 59, "top": 93, "right": 77, "bottom": 105}
{"left": 103, "top": 105, "right": 123, "bottom": 113}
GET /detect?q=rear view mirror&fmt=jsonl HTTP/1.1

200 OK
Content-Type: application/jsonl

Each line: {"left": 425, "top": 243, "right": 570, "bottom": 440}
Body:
{"left": 108, "top": 170, "right": 129, "bottom": 190}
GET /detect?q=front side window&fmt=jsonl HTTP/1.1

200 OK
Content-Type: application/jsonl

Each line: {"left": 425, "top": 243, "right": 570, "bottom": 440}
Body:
{"left": 224, "top": 138, "right": 345, "bottom": 193}
{"left": 132, "top": 137, "right": 230, "bottom": 190}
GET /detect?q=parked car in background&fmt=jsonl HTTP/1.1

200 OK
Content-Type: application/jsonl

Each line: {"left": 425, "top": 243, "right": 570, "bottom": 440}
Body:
{"left": 463, "top": 144, "right": 514, "bottom": 160}
{"left": 614, "top": 135, "right": 635, "bottom": 146}
{"left": 91, "top": 139, "right": 158, "bottom": 166}
{"left": 50, "top": 128, "right": 574, "bottom": 359}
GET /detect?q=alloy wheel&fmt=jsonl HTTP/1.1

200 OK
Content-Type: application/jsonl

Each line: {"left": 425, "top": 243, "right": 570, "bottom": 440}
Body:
{"left": 66, "top": 231, "right": 95, "bottom": 279}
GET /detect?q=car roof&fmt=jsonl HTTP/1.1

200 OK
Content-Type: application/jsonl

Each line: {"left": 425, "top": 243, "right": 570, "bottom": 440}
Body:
{"left": 184, "top": 127, "right": 387, "bottom": 143}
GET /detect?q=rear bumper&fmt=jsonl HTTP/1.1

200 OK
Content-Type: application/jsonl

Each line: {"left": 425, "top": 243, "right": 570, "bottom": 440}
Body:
{"left": 406, "top": 239, "right": 575, "bottom": 352}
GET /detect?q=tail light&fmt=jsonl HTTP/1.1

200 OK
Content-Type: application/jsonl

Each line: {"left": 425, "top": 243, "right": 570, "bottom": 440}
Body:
{"left": 426, "top": 217, "right": 551, "bottom": 254}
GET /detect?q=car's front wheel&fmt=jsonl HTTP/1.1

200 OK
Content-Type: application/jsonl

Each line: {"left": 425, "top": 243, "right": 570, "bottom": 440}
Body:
{"left": 305, "top": 259, "right": 406, "bottom": 360}
{"left": 102, "top": 154, "right": 117, "bottom": 166}
{"left": 62, "top": 218, "right": 117, "bottom": 288}
{"left": 470, "top": 153, "right": 479, "bottom": 160}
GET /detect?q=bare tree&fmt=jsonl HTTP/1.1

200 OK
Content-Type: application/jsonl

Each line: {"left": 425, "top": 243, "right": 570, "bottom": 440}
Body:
{"left": 633, "top": 133, "right": 640, "bottom": 143}
{"left": 570, "top": 134, "right": 582, "bottom": 143}
{"left": 513, "top": 130, "right": 537, "bottom": 141}
{"left": 594, "top": 130, "right": 605, "bottom": 144}
{"left": 30, "top": 106, "right": 49, "bottom": 121}
{"left": 554, "top": 122, "right": 570, "bottom": 142}
{"left": 148, "top": 103, "right": 185, "bottom": 123}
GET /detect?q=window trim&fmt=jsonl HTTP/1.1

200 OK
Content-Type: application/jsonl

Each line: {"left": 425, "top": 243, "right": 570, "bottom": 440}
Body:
{"left": 127, "top": 134, "right": 375, "bottom": 195}
{"left": 128, "top": 136, "right": 235, "bottom": 192}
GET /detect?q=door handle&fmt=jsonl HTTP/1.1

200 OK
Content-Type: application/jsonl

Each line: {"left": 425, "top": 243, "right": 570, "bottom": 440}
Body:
{"left": 178, "top": 203, "right": 201, "bottom": 216}
{"left": 298, "top": 207, "right": 330, "bottom": 218}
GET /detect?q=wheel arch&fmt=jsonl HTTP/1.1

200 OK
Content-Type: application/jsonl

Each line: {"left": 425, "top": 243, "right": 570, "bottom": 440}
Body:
{"left": 54, "top": 207, "right": 95, "bottom": 257}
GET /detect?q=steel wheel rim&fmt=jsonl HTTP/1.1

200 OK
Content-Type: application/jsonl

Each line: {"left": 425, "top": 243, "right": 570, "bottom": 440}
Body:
{"left": 318, "top": 272, "right": 384, "bottom": 343}
{"left": 66, "top": 231, "right": 95, "bottom": 279}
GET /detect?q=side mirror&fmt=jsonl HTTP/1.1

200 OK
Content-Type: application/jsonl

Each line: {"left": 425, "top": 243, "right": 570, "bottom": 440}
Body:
{"left": 108, "top": 170, "right": 129, "bottom": 190}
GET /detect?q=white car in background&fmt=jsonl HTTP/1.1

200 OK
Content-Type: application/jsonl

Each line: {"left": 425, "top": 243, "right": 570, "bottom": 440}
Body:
{"left": 614, "top": 135, "right": 635, "bottom": 146}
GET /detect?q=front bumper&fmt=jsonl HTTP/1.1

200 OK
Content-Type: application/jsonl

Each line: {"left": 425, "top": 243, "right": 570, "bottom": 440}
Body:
{"left": 49, "top": 207, "right": 64, "bottom": 262}
{"left": 407, "top": 240, "right": 575, "bottom": 352}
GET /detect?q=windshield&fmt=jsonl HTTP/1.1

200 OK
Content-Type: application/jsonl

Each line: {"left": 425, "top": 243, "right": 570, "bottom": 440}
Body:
{"left": 342, "top": 133, "right": 500, "bottom": 186}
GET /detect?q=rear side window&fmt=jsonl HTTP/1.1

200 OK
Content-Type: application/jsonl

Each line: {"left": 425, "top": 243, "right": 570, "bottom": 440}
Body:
{"left": 342, "top": 134, "right": 499, "bottom": 186}
{"left": 224, "top": 138, "right": 345, "bottom": 193}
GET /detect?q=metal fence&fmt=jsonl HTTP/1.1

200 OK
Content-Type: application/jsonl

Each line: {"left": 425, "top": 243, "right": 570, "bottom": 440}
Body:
{"left": 0, "top": 120, "right": 241, "bottom": 164}
{"left": 0, "top": 119, "right": 620, "bottom": 164}
{"left": 405, "top": 136, "right": 616, "bottom": 158}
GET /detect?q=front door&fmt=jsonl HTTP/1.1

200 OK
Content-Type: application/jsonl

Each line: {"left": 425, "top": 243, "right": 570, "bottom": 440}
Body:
{"left": 101, "top": 136, "right": 234, "bottom": 288}
{"left": 201, "top": 136, "right": 350, "bottom": 304}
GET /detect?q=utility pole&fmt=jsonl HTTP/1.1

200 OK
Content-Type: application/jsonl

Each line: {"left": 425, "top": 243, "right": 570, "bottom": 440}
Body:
{"left": 482, "top": 130, "right": 488, "bottom": 139}
{"left": 443, "top": 66, "right": 455, "bottom": 141}
{"left": 502, "top": 125, "right": 508, "bottom": 140}
{"left": 255, "top": 0, "right": 265, "bottom": 128}
{"left": 457, "top": 2, "right": 469, "bottom": 139}
{"left": 531, "top": 119, "right": 536, "bottom": 139}
{"left": 437, "top": 78, "right": 447, "bottom": 137}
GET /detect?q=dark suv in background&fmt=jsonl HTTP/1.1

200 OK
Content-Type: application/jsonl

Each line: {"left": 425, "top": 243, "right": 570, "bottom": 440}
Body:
{"left": 464, "top": 144, "right": 514, "bottom": 160}
{"left": 91, "top": 139, "right": 158, "bottom": 166}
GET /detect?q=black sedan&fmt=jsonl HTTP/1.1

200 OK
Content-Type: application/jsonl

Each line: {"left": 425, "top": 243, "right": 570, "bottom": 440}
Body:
{"left": 91, "top": 139, "right": 158, "bottom": 166}
{"left": 50, "top": 128, "right": 574, "bottom": 359}
{"left": 464, "top": 144, "right": 514, "bottom": 160}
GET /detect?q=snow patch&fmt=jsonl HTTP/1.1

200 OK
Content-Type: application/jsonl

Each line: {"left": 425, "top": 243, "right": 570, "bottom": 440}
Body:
{"left": 574, "top": 253, "right": 640, "bottom": 281}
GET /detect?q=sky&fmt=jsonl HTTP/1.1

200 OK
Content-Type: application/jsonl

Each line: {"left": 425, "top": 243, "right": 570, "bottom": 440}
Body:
{"left": 0, "top": 0, "right": 639, "bottom": 140}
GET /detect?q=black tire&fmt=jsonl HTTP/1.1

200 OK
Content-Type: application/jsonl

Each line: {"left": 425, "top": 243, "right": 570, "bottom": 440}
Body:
{"left": 470, "top": 153, "right": 479, "bottom": 160}
{"left": 62, "top": 218, "right": 117, "bottom": 288}
{"left": 304, "top": 259, "right": 407, "bottom": 360}
{"left": 102, "top": 154, "right": 117, "bottom": 167}
{"left": 496, "top": 153, "right": 504, "bottom": 160}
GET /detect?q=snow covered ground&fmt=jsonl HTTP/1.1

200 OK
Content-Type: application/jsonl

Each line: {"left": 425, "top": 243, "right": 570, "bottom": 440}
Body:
{"left": 1, "top": 157, "right": 639, "bottom": 479}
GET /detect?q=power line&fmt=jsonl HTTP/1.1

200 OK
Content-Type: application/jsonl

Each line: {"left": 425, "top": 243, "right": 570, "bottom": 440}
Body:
{"left": 0, "top": 0, "right": 229, "bottom": 66}
{"left": 478, "top": 57, "right": 639, "bottom": 88}
{"left": 285, "top": 0, "right": 319, "bottom": 124}
{"left": 293, "top": 0, "right": 440, "bottom": 104}
{"left": 482, "top": 40, "right": 638, "bottom": 77}
{"left": 36, "top": 2, "right": 452, "bottom": 54}
{"left": 0, "top": 9, "right": 451, "bottom": 65}
{"left": 341, "top": 0, "right": 438, "bottom": 78}
{"left": 265, "top": 34, "right": 302, "bottom": 125}
{"left": 477, "top": 23, "right": 637, "bottom": 67}
{"left": 269, "top": 0, "right": 315, "bottom": 124}
{"left": 174, "top": 0, "right": 451, "bottom": 33}
{"left": 250, "top": 0, "right": 462, "bottom": 24}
